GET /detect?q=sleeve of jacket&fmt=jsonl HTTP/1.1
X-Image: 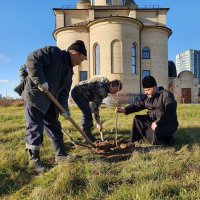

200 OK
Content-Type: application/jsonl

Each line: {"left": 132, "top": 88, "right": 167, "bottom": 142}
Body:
{"left": 19, "top": 64, "right": 28, "bottom": 81}
{"left": 155, "top": 92, "right": 177, "bottom": 126}
{"left": 25, "top": 46, "right": 58, "bottom": 86}
{"left": 91, "top": 95, "right": 103, "bottom": 124}
{"left": 58, "top": 80, "right": 72, "bottom": 113}
{"left": 124, "top": 99, "right": 146, "bottom": 115}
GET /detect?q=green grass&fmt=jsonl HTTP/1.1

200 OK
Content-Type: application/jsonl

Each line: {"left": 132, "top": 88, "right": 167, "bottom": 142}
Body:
{"left": 0, "top": 104, "right": 200, "bottom": 200}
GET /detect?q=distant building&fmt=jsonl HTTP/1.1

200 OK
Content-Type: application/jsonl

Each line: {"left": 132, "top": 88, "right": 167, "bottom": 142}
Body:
{"left": 176, "top": 49, "right": 200, "bottom": 85}
{"left": 0, "top": 94, "right": 2, "bottom": 99}
{"left": 53, "top": 0, "right": 172, "bottom": 103}
{"left": 168, "top": 61, "right": 199, "bottom": 103}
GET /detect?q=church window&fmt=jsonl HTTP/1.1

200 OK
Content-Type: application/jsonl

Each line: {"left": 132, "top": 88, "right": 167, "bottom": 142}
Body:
{"left": 132, "top": 43, "right": 136, "bottom": 74}
{"left": 80, "top": 71, "right": 87, "bottom": 81}
{"left": 142, "top": 47, "right": 150, "bottom": 59}
{"left": 142, "top": 70, "right": 150, "bottom": 79}
{"left": 94, "top": 44, "right": 100, "bottom": 75}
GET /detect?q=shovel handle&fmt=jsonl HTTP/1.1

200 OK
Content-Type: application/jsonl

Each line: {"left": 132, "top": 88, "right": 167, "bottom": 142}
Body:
{"left": 61, "top": 128, "right": 77, "bottom": 146}
{"left": 45, "top": 90, "right": 95, "bottom": 148}
{"left": 100, "top": 131, "right": 104, "bottom": 141}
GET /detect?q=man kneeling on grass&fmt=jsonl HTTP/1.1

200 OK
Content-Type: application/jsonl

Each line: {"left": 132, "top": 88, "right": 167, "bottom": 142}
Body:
{"left": 71, "top": 77, "right": 122, "bottom": 143}
{"left": 116, "top": 75, "right": 179, "bottom": 146}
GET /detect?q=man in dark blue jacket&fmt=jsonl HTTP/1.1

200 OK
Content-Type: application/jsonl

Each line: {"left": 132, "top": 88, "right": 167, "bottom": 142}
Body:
{"left": 18, "top": 40, "right": 87, "bottom": 172}
{"left": 116, "top": 76, "right": 179, "bottom": 146}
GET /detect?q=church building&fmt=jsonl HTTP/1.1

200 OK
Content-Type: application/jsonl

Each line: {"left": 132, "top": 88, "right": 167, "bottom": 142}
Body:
{"left": 53, "top": 0, "right": 173, "bottom": 103}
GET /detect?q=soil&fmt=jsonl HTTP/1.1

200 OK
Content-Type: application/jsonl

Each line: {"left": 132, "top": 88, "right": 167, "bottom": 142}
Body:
{"left": 91, "top": 138, "right": 136, "bottom": 162}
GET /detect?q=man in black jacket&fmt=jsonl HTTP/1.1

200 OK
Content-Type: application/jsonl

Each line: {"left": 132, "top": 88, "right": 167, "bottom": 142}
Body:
{"left": 116, "top": 76, "right": 179, "bottom": 146}
{"left": 17, "top": 40, "right": 87, "bottom": 172}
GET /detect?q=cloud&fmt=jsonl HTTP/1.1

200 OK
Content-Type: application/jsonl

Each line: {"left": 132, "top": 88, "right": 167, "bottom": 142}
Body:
{"left": 0, "top": 80, "right": 12, "bottom": 84}
{"left": 0, "top": 54, "right": 11, "bottom": 63}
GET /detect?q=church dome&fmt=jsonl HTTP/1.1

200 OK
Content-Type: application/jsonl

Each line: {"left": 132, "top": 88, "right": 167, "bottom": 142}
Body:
{"left": 125, "top": 0, "right": 138, "bottom": 8}
{"left": 168, "top": 61, "right": 177, "bottom": 77}
{"left": 76, "top": 0, "right": 91, "bottom": 9}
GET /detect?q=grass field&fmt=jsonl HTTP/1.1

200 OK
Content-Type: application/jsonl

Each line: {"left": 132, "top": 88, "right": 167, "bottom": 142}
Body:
{"left": 0, "top": 104, "right": 200, "bottom": 200}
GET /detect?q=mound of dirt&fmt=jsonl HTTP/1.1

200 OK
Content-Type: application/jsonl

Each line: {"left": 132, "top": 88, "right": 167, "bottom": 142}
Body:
{"left": 91, "top": 138, "right": 135, "bottom": 158}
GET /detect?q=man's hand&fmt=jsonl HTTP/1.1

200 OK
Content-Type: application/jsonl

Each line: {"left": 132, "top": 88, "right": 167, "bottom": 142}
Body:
{"left": 96, "top": 123, "right": 103, "bottom": 131}
{"left": 38, "top": 82, "right": 49, "bottom": 92}
{"left": 151, "top": 122, "right": 157, "bottom": 131}
{"left": 115, "top": 107, "right": 125, "bottom": 113}
{"left": 61, "top": 110, "right": 71, "bottom": 119}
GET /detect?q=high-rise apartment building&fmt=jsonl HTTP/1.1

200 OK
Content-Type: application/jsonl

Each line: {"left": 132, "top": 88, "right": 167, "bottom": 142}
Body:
{"left": 176, "top": 49, "right": 200, "bottom": 84}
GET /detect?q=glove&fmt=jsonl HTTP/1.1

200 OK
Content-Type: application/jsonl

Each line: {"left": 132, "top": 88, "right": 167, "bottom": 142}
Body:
{"left": 96, "top": 123, "right": 103, "bottom": 131}
{"left": 38, "top": 82, "right": 49, "bottom": 92}
{"left": 61, "top": 110, "right": 71, "bottom": 119}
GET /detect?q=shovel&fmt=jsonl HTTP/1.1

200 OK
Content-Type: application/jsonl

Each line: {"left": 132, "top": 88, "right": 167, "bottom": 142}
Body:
{"left": 100, "top": 131, "right": 104, "bottom": 141}
{"left": 61, "top": 128, "right": 91, "bottom": 149}
{"left": 45, "top": 90, "right": 96, "bottom": 148}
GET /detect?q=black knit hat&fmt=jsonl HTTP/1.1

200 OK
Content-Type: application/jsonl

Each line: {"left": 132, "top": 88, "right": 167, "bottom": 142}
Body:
{"left": 142, "top": 76, "right": 157, "bottom": 88}
{"left": 68, "top": 40, "right": 87, "bottom": 57}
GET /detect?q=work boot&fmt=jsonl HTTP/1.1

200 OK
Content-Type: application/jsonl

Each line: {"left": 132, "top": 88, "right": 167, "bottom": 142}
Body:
{"left": 51, "top": 139, "right": 78, "bottom": 164}
{"left": 28, "top": 149, "right": 46, "bottom": 173}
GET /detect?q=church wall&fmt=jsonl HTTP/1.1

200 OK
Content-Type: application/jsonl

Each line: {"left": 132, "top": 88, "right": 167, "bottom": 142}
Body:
{"left": 136, "top": 10, "right": 167, "bottom": 26}
{"left": 141, "top": 27, "right": 169, "bottom": 89}
{"left": 64, "top": 10, "right": 89, "bottom": 26}
{"left": 89, "top": 18, "right": 141, "bottom": 94}
{"left": 94, "top": 10, "right": 129, "bottom": 18}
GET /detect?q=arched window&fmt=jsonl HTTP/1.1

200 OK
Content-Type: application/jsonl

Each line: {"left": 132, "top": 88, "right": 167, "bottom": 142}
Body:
{"left": 94, "top": 44, "right": 100, "bottom": 75}
{"left": 131, "top": 43, "right": 136, "bottom": 74}
{"left": 142, "top": 47, "right": 150, "bottom": 59}
{"left": 111, "top": 40, "right": 122, "bottom": 74}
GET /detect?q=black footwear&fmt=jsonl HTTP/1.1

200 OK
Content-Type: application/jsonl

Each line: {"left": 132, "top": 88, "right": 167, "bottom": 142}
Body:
{"left": 51, "top": 138, "right": 67, "bottom": 156}
{"left": 165, "top": 138, "right": 175, "bottom": 147}
{"left": 28, "top": 149, "right": 46, "bottom": 173}
{"left": 51, "top": 139, "right": 78, "bottom": 164}
{"left": 29, "top": 159, "right": 46, "bottom": 173}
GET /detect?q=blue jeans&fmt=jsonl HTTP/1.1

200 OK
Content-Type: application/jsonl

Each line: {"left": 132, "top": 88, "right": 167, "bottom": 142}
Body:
{"left": 71, "top": 88, "right": 96, "bottom": 142}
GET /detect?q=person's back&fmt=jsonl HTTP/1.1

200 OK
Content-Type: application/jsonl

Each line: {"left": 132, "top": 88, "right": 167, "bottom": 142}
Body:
{"left": 73, "top": 77, "right": 110, "bottom": 102}
{"left": 71, "top": 77, "right": 122, "bottom": 142}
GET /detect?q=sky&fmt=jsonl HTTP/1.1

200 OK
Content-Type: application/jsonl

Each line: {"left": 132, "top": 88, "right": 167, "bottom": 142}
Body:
{"left": 0, "top": 0, "right": 200, "bottom": 98}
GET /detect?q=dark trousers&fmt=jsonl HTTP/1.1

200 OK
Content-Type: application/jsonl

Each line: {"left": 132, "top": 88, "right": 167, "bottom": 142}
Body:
{"left": 25, "top": 102, "right": 64, "bottom": 148}
{"left": 71, "top": 88, "right": 96, "bottom": 142}
{"left": 131, "top": 115, "right": 176, "bottom": 145}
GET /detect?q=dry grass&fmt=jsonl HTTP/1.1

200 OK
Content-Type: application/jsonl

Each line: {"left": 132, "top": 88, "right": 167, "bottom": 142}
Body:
{"left": 0, "top": 99, "right": 24, "bottom": 107}
{"left": 0, "top": 104, "right": 200, "bottom": 199}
